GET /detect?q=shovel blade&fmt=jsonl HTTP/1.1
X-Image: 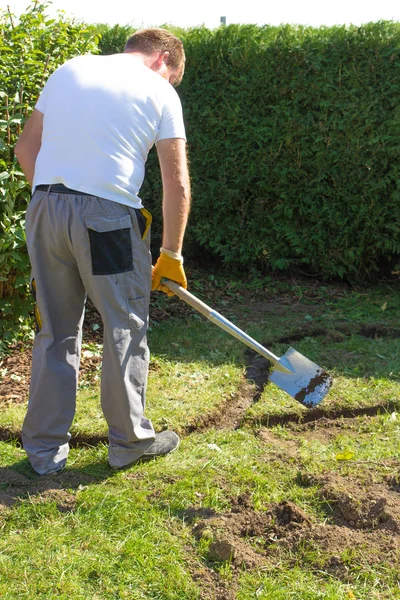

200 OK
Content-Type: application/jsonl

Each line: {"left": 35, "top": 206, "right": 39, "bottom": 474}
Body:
{"left": 269, "top": 347, "right": 332, "bottom": 408}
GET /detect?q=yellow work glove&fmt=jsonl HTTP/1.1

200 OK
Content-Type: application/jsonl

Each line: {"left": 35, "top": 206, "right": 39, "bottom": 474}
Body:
{"left": 151, "top": 248, "right": 187, "bottom": 297}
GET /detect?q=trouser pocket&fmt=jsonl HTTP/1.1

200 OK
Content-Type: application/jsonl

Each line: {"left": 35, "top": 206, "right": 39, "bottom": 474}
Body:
{"left": 84, "top": 212, "right": 150, "bottom": 332}
{"left": 85, "top": 214, "right": 133, "bottom": 275}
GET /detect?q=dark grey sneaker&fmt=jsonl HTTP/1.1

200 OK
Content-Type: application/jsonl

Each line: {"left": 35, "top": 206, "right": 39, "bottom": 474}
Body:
{"left": 112, "top": 431, "right": 180, "bottom": 470}
{"left": 139, "top": 430, "right": 180, "bottom": 462}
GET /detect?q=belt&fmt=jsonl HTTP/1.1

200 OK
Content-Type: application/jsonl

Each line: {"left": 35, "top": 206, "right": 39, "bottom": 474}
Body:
{"left": 36, "top": 184, "right": 86, "bottom": 195}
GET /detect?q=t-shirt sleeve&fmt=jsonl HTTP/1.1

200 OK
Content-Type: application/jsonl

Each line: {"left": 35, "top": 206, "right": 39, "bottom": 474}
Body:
{"left": 34, "top": 86, "right": 47, "bottom": 114}
{"left": 34, "top": 60, "right": 71, "bottom": 115}
{"left": 156, "top": 88, "right": 186, "bottom": 142}
{"left": 34, "top": 67, "right": 58, "bottom": 114}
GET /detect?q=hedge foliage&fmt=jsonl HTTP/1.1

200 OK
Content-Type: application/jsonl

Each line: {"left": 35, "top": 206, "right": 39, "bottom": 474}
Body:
{"left": 1, "top": 10, "right": 399, "bottom": 303}
{"left": 0, "top": 3, "right": 98, "bottom": 336}
{"left": 143, "top": 23, "right": 400, "bottom": 281}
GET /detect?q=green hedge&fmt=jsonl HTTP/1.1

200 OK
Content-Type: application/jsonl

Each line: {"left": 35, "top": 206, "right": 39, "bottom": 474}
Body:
{"left": 139, "top": 23, "right": 400, "bottom": 281}
{"left": 2, "top": 14, "right": 400, "bottom": 300}
{"left": 0, "top": 4, "right": 98, "bottom": 342}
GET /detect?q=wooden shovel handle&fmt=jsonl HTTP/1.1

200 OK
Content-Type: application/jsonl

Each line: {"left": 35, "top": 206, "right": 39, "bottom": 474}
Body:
{"left": 161, "top": 278, "right": 212, "bottom": 318}
{"left": 161, "top": 278, "right": 291, "bottom": 373}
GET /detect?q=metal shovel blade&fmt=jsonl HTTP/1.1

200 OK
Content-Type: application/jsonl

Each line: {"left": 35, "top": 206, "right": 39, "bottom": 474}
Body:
{"left": 269, "top": 347, "right": 333, "bottom": 408}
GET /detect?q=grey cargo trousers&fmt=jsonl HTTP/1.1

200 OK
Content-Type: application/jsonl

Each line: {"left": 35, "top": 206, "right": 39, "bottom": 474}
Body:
{"left": 23, "top": 186, "right": 156, "bottom": 474}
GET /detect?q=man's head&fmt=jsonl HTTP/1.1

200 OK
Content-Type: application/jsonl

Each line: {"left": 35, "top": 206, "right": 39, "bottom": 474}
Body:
{"left": 124, "top": 28, "right": 185, "bottom": 86}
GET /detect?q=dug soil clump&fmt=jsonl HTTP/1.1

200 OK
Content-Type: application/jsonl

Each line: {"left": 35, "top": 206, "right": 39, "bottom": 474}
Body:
{"left": 312, "top": 472, "right": 400, "bottom": 532}
{"left": 190, "top": 481, "right": 399, "bottom": 580}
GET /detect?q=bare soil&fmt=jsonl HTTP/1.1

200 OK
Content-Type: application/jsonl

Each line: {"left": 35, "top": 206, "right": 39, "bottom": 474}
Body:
{"left": 190, "top": 472, "right": 399, "bottom": 578}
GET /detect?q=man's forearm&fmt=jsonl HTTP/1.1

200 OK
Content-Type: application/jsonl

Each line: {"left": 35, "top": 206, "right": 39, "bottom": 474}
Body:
{"left": 162, "top": 179, "right": 191, "bottom": 254}
{"left": 14, "top": 109, "right": 43, "bottom": 187}
{"left": 156, "top": 137, "right": 191, "bottom": 254}
{"left": 14, "top": 148, "right": 38, "bottom": 187}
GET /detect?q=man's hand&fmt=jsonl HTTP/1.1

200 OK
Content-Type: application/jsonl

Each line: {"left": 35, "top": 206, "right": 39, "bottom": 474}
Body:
{"left": 152, "top": 249, "right": 187, "bottom": 297}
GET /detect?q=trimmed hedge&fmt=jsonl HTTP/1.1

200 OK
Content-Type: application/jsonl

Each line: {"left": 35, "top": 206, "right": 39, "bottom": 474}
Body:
{"left": 137, "top": 23, "right": 400, "bottom": 281}
{"left": 2, "top": 15, "right": 400, "bottom": 293}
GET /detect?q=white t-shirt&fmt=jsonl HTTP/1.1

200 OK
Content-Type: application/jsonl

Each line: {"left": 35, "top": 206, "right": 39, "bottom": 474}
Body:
{"left": 33, "top": 54, "right": 186, "bottom": 208}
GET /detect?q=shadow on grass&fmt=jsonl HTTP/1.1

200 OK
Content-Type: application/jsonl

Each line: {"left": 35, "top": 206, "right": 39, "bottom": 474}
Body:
{"left": 0, "top": 458, "right": 114, "bottom": 511}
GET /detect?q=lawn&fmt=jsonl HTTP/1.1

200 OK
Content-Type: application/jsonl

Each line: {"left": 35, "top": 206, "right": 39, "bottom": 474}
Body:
{"left": 0, "top": 269, "right": 399, "bottom": 599}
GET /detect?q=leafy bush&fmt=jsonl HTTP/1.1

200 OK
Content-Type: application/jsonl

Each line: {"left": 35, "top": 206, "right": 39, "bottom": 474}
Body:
{"left": 0, "top": 3, "right": 98, "bottom": 345}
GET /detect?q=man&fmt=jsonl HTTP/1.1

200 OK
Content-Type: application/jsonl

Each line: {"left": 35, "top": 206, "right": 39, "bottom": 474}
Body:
{"left": 14, "top": 28, "right": 191, "bottom": 475}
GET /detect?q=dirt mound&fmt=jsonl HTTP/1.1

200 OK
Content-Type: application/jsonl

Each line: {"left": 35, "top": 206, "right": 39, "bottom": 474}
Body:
{"left": 192, "top": 499, "right": 315, "bottom": 570}
{"left": 189, "top": 479, "right": 400, "bottom": 581}
{"left": 193, "top": 505, "right": 272, "bottom": 569}
{"left": 273, "top": 500, "right": 312, "bottom": 527}
{"left": 313, "top": 472, "right": 400, "bottom": 532}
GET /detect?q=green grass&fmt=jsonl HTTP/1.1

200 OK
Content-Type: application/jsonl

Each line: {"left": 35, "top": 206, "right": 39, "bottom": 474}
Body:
{"left": 238, "top": 569, "right": 364, "bottom": 600}
{"left": 1, "top": 274, "right": 399, "bottom": 599}
{"left": 0, "top": 476, "right": 199, "bottom": 599}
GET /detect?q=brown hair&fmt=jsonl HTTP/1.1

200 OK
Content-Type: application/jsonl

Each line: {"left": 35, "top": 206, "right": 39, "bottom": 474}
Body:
{"left": 124, "top": 28, "right": 185, "bottom": 81}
